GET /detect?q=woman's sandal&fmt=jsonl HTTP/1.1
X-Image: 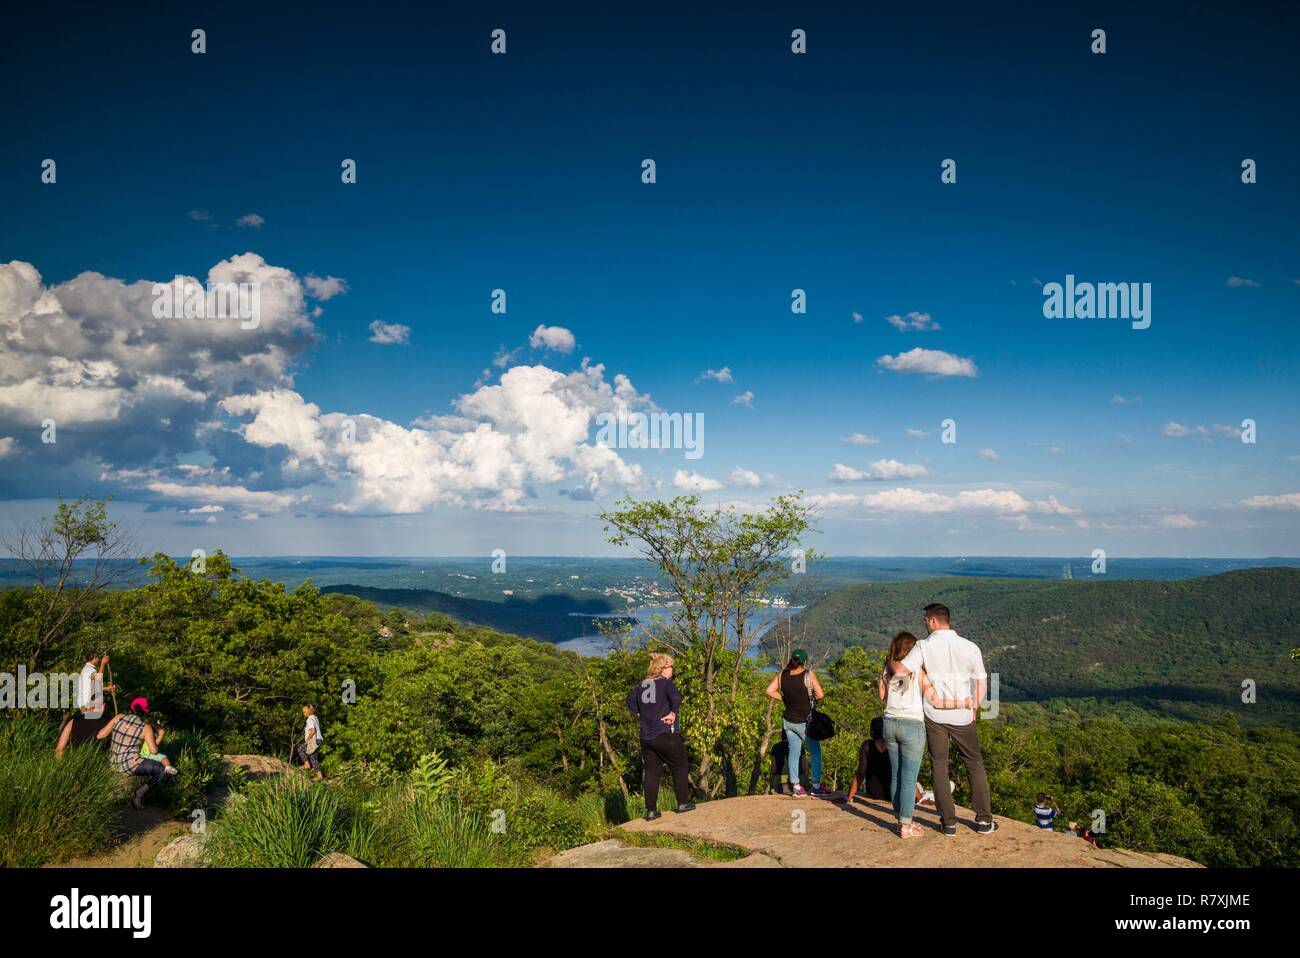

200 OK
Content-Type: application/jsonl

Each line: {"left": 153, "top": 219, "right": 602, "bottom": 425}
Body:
{"left": 899, "top": 822, "right": 924, "bottom": 838}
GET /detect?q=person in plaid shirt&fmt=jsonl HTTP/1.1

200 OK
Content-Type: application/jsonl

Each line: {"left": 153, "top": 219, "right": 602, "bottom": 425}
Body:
{"left": 96, "top": 701, "right": 175, "bottom": 808}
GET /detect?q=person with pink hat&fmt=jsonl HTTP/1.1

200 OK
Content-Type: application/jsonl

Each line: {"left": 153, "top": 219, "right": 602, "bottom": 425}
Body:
{"left": 95, "top": 693, "right": 178, "bottom": 808}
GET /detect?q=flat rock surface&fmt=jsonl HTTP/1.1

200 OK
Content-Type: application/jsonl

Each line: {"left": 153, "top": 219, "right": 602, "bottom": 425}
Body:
{"left": 315, "top": 852, "right": 368, "bottom": 868}
{"left": 546, "top": 838, "right": 702, "bottom": 868}
{"left": 155, "top": 833, "right": 208, "bottom": 868}
{"left": 619, "top": 794, "right": 1201, "bottom": 868}
{"left": 223, "top": 754, "right": 296, "bottom": 779}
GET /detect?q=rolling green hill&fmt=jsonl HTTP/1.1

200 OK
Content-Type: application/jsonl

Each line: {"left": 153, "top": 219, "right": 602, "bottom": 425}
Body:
{"left": 793, "top": 568, "right": 1300, "bottom": 726}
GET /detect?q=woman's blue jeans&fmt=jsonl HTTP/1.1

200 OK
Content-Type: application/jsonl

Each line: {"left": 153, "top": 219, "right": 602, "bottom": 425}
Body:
{"left": 883, "top": 717, "right": 926, "bottom": 823}
{"left": 783, "top": 719, "right": 822, "bottom": 786}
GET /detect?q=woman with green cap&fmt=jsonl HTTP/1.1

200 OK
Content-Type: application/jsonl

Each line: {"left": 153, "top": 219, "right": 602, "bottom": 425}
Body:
{"left": 765, "top": 648, "right": 828, "bottom": 796}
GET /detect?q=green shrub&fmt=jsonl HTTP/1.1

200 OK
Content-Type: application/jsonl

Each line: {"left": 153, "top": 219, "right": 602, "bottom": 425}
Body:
{"left": 205, "top": 776, "right": 366, "bottom": 868}
{"left": 503, "top": 786, "right": 596, "bottom": 851}
{"left": 0, "top": 713, "right": 119, "bottom": 866}
{"left": 155, "top": 728, "right": 223, "bottom": 817}
{"left": 225, "top": 762, "right": 249, "bottom": 795}
{"left": 409, "top": 751, "right": 454, "bottom": 798}
{"left": 329, "top": 698, "right": 426, "bottom": 776}
{"left": 450, "top": 756, "right": 513, "bottom": 811}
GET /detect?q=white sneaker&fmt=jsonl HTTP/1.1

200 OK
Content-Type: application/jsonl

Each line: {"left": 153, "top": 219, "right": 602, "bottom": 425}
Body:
{"left": 164, "top": 766, "right": 179, "bottom": 776}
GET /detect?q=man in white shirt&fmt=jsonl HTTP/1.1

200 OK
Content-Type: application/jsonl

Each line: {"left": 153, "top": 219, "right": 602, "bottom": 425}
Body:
{"left": 894, "top": 603, "right": 997, "bottom": 835}
{"left": 76, "top": 651, "right": 112, "bottom": 718}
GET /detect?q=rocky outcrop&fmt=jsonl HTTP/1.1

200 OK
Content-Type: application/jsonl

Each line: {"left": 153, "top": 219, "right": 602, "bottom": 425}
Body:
{"left": 155, "top": 833, "right": 207, "bottom": 868}
{"left": 546, "top": 839, "right": 702, "bottom": 868}
{"left": 315, "top": 852, "right": 368, "bottom": 868}
{"left": 602, "top": 794, "right": 1203, "bottom": 868}
{"left": 223, "top": 754, "right": 296, "bottom": 779}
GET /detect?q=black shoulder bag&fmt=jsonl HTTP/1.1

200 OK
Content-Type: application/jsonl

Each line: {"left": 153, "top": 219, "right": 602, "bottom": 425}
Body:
{"left": 804, "top": 670, "right": 836, "bottom": 741}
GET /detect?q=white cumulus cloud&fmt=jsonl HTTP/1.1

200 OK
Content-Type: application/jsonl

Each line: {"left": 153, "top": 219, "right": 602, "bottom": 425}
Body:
{"left": 877, "top": 348, "right": 977, "bottom": 378}
{"left": 884, "top": 311, "right": 941, "bottom": 332}
{"left": 529, "top": 325, "right": 576, "bottom": 353}
{"left": 811, "top": 487, "right": 1078, "bottom": 518}
{"left": 673, "top": 470, "right": 723, "bottom": 492}
{"left": 829, "top": 460, "right": 929, "bottom": 482}
{"left": 368, "top": 320, "right": 411, "bottom": 345}
{"left": 304, "top": 274, "right": 349, "bottom": 300}
{"left": 696, "top": 367, "right": 733, "bottom": 384}
{"left": 1239, "top": 493, "right": 1300, "bottom": 510}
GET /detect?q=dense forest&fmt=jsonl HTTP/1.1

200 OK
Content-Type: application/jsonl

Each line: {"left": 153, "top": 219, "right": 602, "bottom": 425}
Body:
{"left": 1, "top": 497, "right": 1297, "bottom": 868}
{"left": 792, "top": 570, "right": 1300, "bottom": 727}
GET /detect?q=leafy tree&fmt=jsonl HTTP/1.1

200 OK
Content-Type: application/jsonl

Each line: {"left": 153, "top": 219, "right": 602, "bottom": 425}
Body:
{"left": 2, "top": 494, "right": 138, "bottom": 668}
{"left": 598, "top": 493, "right": 815, "bottom": 797}
{"left": 100, "top": 552, "right": 379, "bottom": 756}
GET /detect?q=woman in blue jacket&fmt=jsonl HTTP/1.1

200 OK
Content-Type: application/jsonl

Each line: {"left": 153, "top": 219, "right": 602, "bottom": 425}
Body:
{"left": 627, "top": 652, "right": 695, "bottom": 820}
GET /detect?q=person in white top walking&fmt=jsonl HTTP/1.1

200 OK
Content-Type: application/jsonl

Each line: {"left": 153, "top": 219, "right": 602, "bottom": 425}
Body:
{"left": 894, "top": 603, "right": 998, "bottom": 836}
{"left": 877, "top": 630, "right": 974, "bottom": 837}
{"left": 298, "top": 704, "right": 325, "bottom": 780}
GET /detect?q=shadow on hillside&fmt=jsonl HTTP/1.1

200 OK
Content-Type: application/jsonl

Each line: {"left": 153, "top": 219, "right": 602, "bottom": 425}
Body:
{"left": 499, "top": 592, "right": 622, "bottom": 615}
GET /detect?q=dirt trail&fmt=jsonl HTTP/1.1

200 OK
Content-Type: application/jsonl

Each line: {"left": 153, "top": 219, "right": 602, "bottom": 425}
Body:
{"left": 51, "top": 805, "right": 187, "bottom": 869}
{"left": 48, "top": 754, "right": 295, "bottom": 868}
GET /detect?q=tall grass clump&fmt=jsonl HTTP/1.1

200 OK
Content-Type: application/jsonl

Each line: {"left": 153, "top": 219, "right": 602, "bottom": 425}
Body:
{"left": 368, "top": 753, "right": 607, "bottom": 867}
{"left": 0, "top": 713, "right": 119, "bottom": 866}
{"left": 366, "top": 751, "right": 505, "bottom": 867}
{"left": 205, "top": 775, "right": 370, "bottom": 868}
{"left": 155, "top": 728, "right": 224, "bottom": 817}
{"left": 393, "top": 794, "right": 507, "bottom": 867}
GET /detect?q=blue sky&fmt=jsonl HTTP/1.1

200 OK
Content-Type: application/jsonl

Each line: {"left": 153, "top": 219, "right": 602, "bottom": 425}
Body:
{"left": 1, "top": 2, "right": 1298, "bottom": 557}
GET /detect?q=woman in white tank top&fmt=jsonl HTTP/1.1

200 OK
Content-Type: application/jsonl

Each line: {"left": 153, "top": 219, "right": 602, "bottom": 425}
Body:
{"left": 877, "top": 631, "right": 973, "bottom": 837}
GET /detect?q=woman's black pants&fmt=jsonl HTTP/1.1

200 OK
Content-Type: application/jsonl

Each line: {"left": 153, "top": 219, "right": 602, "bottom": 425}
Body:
{"left": 642, "top": 732, "right": 690, "bottom": 811}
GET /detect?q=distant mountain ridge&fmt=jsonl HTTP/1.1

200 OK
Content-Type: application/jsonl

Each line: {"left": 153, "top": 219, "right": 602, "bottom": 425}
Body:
{"left": 319, "top": 583, "right": 628, "bottom": 644}
{"left": 793, "top": 567, "right": 1300, "bottom": 726}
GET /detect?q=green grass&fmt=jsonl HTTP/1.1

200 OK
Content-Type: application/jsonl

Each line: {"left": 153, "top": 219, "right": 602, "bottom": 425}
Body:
{"left": 204, "top": 774, "right": 371, "bottom": 868}
{"left": 383, "top": 791, "right": 509, "bottom": 867}
{"left": 614, "top": 828, "right": 749, "bottom": 862}
{"left": 0, "top": 713, "right": 120, "bottom": 866}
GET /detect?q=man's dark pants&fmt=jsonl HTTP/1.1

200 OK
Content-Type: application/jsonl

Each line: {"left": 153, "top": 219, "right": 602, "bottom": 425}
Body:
{"left": 925, "top": 717, "right": 992, "bottom": 827}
